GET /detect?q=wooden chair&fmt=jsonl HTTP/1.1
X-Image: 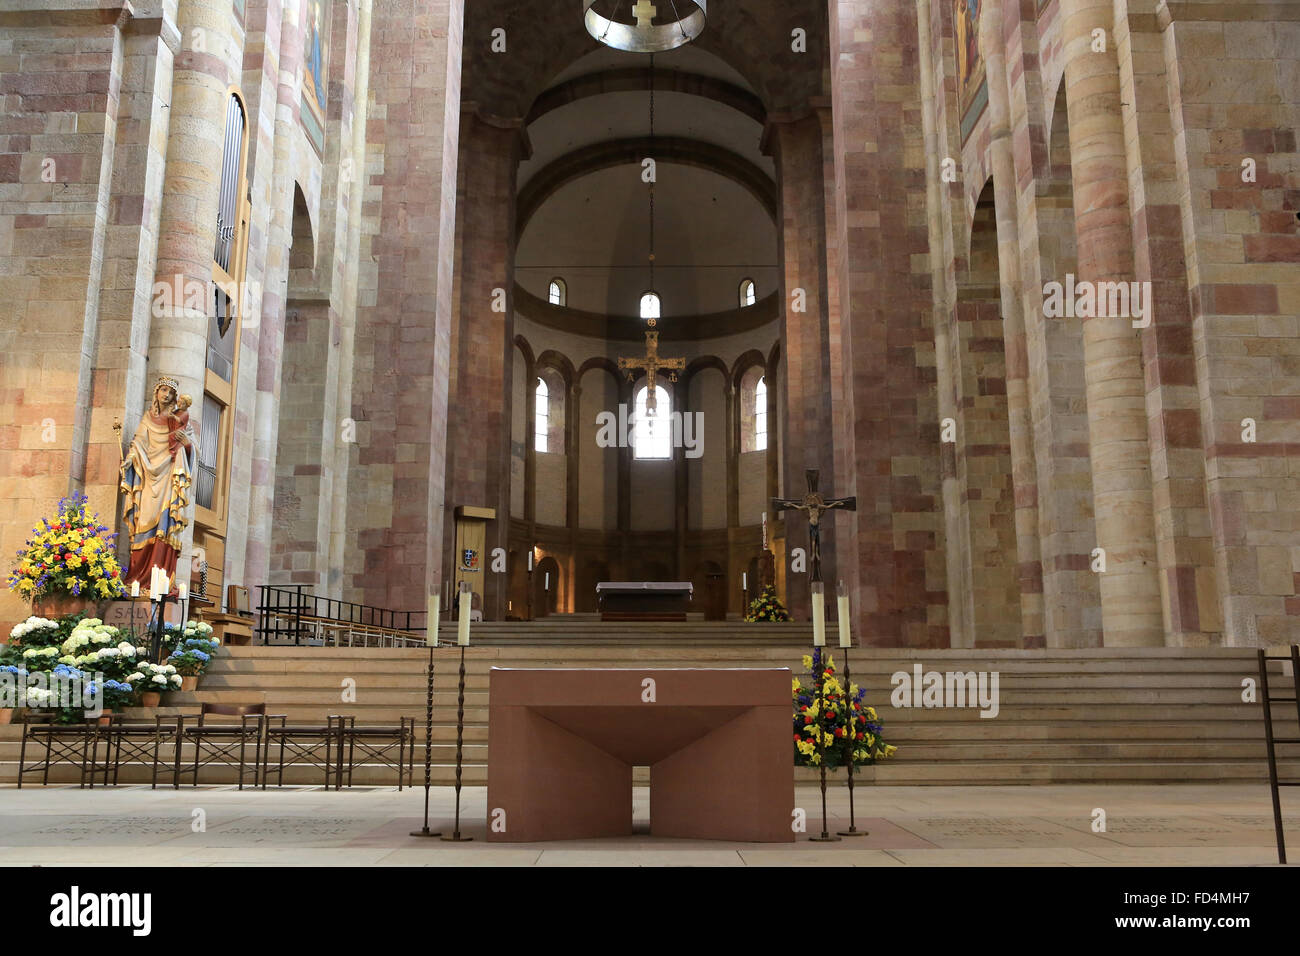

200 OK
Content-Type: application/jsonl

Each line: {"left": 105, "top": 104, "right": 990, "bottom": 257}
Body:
{"left": 175, "top": 702, "right": 266, "bottom": 789}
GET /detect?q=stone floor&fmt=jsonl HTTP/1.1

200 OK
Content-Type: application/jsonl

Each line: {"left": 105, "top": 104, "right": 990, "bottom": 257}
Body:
{"left": 0, "top": 784, "right": 1292, "bottom": 866}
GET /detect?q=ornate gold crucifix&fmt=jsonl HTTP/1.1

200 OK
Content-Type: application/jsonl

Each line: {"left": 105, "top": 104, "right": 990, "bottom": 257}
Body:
{"left": 618, "top": 327, "right": 684, "bottom": 414}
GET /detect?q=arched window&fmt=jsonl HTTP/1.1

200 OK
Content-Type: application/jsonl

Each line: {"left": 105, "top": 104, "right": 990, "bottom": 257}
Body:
{"left": 535, "top": 378, "right": 549, "bottom": 452}
{"left": 740, "top": 366, "right": 768, "bottom": 453}
{"left": 633, "top": 384, "right": 672, "bottom": 460}
{"left": 640, "top": 292, "right": 660, "bottom": 321}
{"left": 739, "top": 278, "right": 756, "bottom": 308}
{"left": 548, "top": 277, "right": 566, "bottom": 306}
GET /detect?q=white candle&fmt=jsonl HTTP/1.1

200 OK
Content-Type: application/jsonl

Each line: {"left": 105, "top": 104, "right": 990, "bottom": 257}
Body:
{"left": 742, "top": 572, "right": 748, "bottom": 590}
{"left": 149, "top": 567, "right": 162, "bottom": 601}
{"left": 528, "top": 551, "right": 534, "bottom": 572}
{"left": 811, "top": 589, "right": 826, "bottom": 647}
{"left": 544, "top": 572, "right": 549, "bottom": 591}
{"left": 457, "top": 587, "right": 471, "bottom": 646}
{"left": 178, "top": 582, "right": 189, "bottom": 601}
{"left": 427, "top": 594, "right": 440, "bottom": 647}
{"left": 837, "top": 591, "right": 851, "bottom": 648}
{"left": 130, "top": 580, "right": 140, "bottom": 598}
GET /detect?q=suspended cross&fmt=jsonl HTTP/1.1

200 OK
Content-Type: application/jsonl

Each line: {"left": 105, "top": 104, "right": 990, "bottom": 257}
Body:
{"left": 618, "top": 329, "right": 683, "bottom": 415}
{"left": 631, "top": 0, "right": 658, "bottom": 27}
{"left": 771, "top": 470, "right": 856, "bottom": 583}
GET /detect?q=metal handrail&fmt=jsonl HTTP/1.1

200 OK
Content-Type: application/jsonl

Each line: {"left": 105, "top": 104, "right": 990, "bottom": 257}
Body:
{"left": 255, "top": 585, "right": 430, "bottom": 646}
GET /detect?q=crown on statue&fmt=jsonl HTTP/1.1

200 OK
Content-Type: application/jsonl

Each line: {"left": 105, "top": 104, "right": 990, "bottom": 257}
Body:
{"left": 155, "top": 376, "right": 180, "bottom": 392}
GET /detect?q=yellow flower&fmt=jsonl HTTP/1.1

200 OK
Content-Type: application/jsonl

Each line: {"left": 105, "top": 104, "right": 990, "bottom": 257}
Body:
{"left": 792, "top": 678, "right": 801, "bottom": 693}
{"left": 801, "top": 655, "right": 813, "bottom": 670}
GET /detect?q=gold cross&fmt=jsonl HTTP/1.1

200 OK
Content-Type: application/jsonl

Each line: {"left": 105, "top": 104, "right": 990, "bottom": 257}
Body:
{"left": 631, "top": 0, "right": 658, "bottom": 28}
{"left": 618, "top": 330, "right": 684, "bottom": 414}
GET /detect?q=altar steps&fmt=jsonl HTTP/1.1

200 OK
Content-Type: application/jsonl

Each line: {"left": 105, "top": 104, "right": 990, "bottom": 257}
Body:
{"left": 1, "top": 643, "right": 1295, "bottom": 787}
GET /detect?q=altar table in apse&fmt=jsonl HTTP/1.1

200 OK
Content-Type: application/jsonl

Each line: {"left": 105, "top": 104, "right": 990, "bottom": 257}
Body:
{"left": 595, "top": 581, "right": 693, "bottom": 621}
{"left": 486, "top": 668, "right": 794, "bottom": 843}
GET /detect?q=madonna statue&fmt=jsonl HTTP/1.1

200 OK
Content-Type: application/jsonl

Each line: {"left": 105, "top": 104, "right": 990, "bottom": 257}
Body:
{"left": 119, "top": 376, "right": 196, "bottom": 589}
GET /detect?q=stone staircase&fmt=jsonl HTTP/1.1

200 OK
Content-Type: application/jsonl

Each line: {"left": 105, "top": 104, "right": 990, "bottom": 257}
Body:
{"left": 2, "top": 622, "right": 1295, "bottom": 787}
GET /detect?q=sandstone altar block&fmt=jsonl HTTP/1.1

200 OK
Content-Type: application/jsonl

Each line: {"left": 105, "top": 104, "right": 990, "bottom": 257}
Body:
{"left": 487, "top": 667, "right": 794, "bottom": 843}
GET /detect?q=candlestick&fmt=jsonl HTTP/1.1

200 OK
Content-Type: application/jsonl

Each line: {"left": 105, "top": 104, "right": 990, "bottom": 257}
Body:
{"left": 837, "top": 581, "right": 851, "bottom": 649}
{"left": 457, "top": 584, "right": 471, "bottom": 646}
{"left": 811, "top": 586, "right": 826, "bottom": 647}
{"left": 426, "top": 594, "right": 440, "bottom": 647}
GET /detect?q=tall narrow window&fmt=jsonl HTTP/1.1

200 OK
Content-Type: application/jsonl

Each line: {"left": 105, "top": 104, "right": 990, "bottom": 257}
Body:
{"left": 739, "top": 278, "right": 756, "bottom": 308}
{"left": 548, "top": 277, "right": 566, "bottom": 306}
{"left": 640, "top": 292, "right": 660, "bottom": 321}
{"left": 535, "top": 378, "right": 549, "bottom": 453}
{"left": 633, "top": 384, "right": 672, "bottom": 460}
{"left": 754, "top": 376, "right": 768, "bottom": 451}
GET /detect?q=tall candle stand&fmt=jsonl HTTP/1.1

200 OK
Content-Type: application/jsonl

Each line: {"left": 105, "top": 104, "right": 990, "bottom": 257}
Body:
{"left": 837, "top": 645, "right": 867, "bottom": 837}
{"left": 441, "top": 643, "right": 472, "bottom": 841}
{"left": 808, "top": 603, "right": 841, "bottom": 843}
{"left": 409, "top": 635, "right": 442, "bottom": 838}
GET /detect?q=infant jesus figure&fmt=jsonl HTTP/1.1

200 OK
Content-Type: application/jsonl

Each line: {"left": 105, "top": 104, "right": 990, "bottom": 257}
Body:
{"left": 168, "top": 394, "right": 193, "bottom": 458}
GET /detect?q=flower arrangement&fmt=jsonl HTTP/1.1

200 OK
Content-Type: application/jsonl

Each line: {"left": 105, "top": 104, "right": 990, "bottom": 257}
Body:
{"left": 745, "top": 585, "right": 791, "bottom": 623}
{"left": 792, "top": 648, "right": 897, "bottom": 769}
{"left": 127, "top": 662, "right": 182, "bottom": 695}
{"left": 164, "top": 620, "right": 218, "bottom": 678}
{"left": 10, "top": 617, "right": 60, "bottom": 644}
{"left": 7, "top": 492, "right": 127, "bottom": 603}
{"left": 99, "top": 679, "right": 135, "bottom": 712}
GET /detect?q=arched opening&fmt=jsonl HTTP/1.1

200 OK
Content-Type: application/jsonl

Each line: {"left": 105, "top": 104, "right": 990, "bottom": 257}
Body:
{"left": 548, "top": 276, "right": 567, "bottom": 306}
{"left": 534, "top": 556, "right": 561, "bottom": 617}
{"left": 639, "top": 291, "right": 661, "bottom": 321}
{"left": 633, "top": 383, "right": 672, "bottom": 460}
{"left": 739, "top": 277, "right": 756, "bottom": 308}
{"left": 951, "top": 179, "right": 1021, "bottom": 647}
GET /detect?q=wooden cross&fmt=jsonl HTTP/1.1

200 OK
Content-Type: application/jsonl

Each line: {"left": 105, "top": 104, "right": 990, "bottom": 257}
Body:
{"left": 771, "top": 470, "right": 856, "bottom": 583}
{"left": 631, "top": 0, "right": 658, "bottom": 28}
{"left": 618, "top": 329, "right": 684, "bottom": 414}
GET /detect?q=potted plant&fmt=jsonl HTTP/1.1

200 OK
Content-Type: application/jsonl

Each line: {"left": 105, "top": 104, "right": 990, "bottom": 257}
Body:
{"left": 7, "top": 492, "right": 128, "bottom": 619}
{"left": 0, "top": 664, "right": 27, "bottom": 725}
{"left": 128, "top": 662, "right": 181, "bottom": 707}
{"left": 164, "top": 621, "right": 218, "bottom": 691}
{"left": 99, "top": 679, "right": 135, "bottom": 717}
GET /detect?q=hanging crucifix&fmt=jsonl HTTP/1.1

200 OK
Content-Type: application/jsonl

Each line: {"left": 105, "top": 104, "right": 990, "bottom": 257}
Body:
{"left": 771, "top": 470, "right": 856, "bottom": 583}
{"left": 618, "top": 328, "right": 684, "bottom": 415}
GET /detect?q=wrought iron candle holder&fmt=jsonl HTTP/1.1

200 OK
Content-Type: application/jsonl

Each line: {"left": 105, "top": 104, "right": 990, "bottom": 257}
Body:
{"left": 409, "top": 638, "right": 442, "bottom": 838}
{"left": 441, "top": 643, "right": 472, "bottom": 842}
{"left": 837, "top": 645, "right": 867, "bottom": 837}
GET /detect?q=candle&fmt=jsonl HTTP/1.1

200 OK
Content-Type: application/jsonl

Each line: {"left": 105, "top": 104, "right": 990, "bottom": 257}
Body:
{"left": 130, "top": 580, "right": 140, "bottom": 598}
{"left": 149, "top": 567, "right": 162, "bottom": 601}
{"left": 811, "top": 588, "right": 826, "bottom": 647}
{"left": 544, "top": 572, "right": 550, "bottom": 591}
{"left": 742, "top": 572, "right": 748, "bottom": 591}
{"left": 427, "top": 594, "right": 440, "bottom": 647}
{"left": 178, "top": 582, "right": 189, "bottom": 602}
{"left": 457, "top": 586, "right": 471, "bottom": 646}
{"left": 528, "top": 551, "right": 534, "bottom": 572}
{"left": 837, "top": 588, "right": 851, "bottom": 648}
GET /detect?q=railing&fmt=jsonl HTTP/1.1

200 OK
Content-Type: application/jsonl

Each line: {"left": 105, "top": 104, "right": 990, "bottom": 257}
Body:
{"left": 255, "top": 585, "right": 430, "bottom": 647}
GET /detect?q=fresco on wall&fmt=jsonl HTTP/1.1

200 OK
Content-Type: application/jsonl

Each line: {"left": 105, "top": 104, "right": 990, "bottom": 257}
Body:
{"left": 956, "top": 0, "right": 987, "bottom": 142}
{"left": 300, "top": 0, "right": 328, "bottom": 154}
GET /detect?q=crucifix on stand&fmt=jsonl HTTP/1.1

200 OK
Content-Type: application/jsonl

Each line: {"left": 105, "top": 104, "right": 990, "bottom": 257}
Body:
{"left": 618, "top": 327, "right": 684, "bottom": 415}
{"left": 771, "top": 470, "right": 856, "bottom": 584}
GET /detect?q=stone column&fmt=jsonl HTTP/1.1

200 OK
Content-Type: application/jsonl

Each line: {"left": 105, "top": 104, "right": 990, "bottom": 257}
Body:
{"left": 444, "top": 112, "right": 519, "bottom": 620}
{"left": 830, "top": 0, "right": 945, "bottom": 646}
{"left": 981, "top": 0, "right": 1045, "bottom": 646}
{"left": 1059, "top": 0, "right": 1163, "bottom": 646}
{"left": 346, "top": 0, "right": 463, "bottom": 613}
{"left": 770, "top": 113, "right": 837, "bottom": 616}
{"left": 149, "top": 0, "right": 236, "bottom": 577}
